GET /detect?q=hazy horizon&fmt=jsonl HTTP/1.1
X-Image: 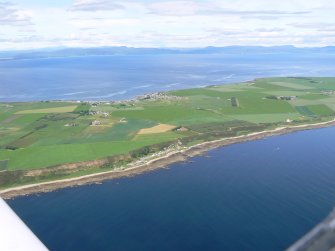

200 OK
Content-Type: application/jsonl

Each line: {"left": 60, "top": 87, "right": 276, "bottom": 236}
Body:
{"left": 1, "top": 44, "right": 335, "bottom": 54}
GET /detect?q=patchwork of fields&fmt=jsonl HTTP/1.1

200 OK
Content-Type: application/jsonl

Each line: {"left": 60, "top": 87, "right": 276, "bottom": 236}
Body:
{"left": 0, "top": 77, "right": 335, "bottom": 187}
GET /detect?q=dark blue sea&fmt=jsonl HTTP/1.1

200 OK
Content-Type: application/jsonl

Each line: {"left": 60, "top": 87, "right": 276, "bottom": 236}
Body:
{"left": 1, "top": 53, "right": 335, "bottom": 102}
{"left": 7, "top": 126, "right": 335, "bottom": 251}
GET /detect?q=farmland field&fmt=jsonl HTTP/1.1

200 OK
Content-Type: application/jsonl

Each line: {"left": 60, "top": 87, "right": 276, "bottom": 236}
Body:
{"left": 1, "top": 77, "right": 335, "bottom": 188}
{"left": 16, "top": 105, "right": 78, "bottom": 114}
{"left": 138, "top": 124, "right": 177, "bottom": 135}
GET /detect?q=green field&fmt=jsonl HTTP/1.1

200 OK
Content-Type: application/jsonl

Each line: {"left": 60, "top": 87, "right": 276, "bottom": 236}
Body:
{"left": 16, "top": 105, "right": 78, "bottom": 114}
{"left": 0, "top": 160, "right": 8, "bottom": 171}
{"left": 1, "top": 77, "right": 335, "bottom": 188}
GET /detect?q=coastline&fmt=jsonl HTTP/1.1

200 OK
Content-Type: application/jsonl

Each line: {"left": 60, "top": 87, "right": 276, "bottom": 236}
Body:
{"left": 1, "top": 118, "right": 335, "bottom": 200}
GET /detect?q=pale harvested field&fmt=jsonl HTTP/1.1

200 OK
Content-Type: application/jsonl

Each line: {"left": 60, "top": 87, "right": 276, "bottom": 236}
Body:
{"left": 138, "top": 124, "right": 176, "bottom": 135}
{"left": 16, "top": 106, "right": 78, "bottom": 114}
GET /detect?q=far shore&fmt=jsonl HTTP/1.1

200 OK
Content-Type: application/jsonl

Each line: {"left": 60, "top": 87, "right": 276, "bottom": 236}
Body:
{"left": 1, "top": 118, "right": 335, "bottom": 200}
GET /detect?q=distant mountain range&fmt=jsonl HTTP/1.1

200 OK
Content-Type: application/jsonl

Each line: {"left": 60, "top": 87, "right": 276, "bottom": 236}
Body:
{"left": 1, "top": 46, "right": 335, "bottom": 60}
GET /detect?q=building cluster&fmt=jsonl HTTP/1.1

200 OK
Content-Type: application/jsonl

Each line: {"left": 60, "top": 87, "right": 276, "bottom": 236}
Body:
{"left": 64, "top": 123, "right": 78, "bottom": 127}
{"left": 136, "top": 92, "right": 184, "bottom": 101}
{"left": 266, "top": 95, "right": 297, "bottom": 101}
{"left": 90, "top": 120, "right": 102, "bottom": 126}
{"left": 321, "top": 91, "right": 335, "bottom": 96}
{"left": 176, "top": 127, "right": 189, "bottom": 132}
{"left": 278, "top": 96, "right": 297, "bottom": 101}
{"left": 89, "top": 110, "right": 109, "bottom": 118}
{"left": 130, "top": 141, "right": 185, "bottom": 166}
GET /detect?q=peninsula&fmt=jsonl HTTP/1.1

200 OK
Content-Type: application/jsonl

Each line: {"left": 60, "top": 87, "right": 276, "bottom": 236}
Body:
{"left": 1, "top": 77, "right": 335, "bottom": 198}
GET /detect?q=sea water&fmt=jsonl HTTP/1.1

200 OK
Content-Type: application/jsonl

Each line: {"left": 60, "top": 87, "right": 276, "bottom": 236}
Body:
{"left": 7, "top": 126, "right": 335, "bottom": 251}
{"left": 1, "top": 53, "right": 335, "bottom": 102}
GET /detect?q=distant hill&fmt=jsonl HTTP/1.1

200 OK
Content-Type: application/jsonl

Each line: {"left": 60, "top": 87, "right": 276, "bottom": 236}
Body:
{"left": 0, "top": 46, "right": 334, "bottom": 60}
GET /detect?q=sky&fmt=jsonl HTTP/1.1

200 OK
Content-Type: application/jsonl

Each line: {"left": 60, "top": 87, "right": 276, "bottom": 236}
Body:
{"left": 0, "top": 0, "right": 334, "bottom": 50}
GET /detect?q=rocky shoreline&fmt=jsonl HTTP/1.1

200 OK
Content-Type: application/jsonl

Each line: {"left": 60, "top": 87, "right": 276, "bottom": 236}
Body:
{"left": 1, "top": 119, "right": 335, "bottom": 199}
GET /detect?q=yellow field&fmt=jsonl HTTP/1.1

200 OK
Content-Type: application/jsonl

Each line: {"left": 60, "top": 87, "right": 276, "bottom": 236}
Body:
{"left": 16, "top": 106, "right": 78, "bottom": 114}
{"left": 138, "top": 124, "right": 176, "bottom": 135}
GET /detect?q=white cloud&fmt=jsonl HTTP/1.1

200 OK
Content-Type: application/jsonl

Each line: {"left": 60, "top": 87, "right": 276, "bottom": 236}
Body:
{"left": 148, "top": 1, "right": 202, "bottom": 16}
{"left": 147, "top": 0, "right": 310, "bottom": 18}
{"left": 0, "top": 2, "right": 32, "bottom": 26}
{"left": 1, "top": 0, "right": 335, "bottom": 50}
{"left": 69, "top": 0, "right": 124, "bottom": 12}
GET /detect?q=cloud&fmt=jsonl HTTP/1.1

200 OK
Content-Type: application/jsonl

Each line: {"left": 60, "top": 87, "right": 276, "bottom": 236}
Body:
{"left": 0, "top": 0, "right": 334, "bottom": 49}
{"left": 205, "top": 28, "right": 248, "bottom": 36}
{"left": 199, "top": 9, "right": 310, "bottom": 16}
{"left": 69, "top": 17, "right": 139, "bottom": 29}
{"left": 147, "top": 1, "right": 201, "bottom": 16}
{"left": 288, "top": 22, "right": 335, "bottom": 33}
{"left": 255, "top": 28, "right": 284, "bottom": 32}
{"left": 147, "top": 1, "right": 310, "bottom": 18}
{"left": 240, "top": 15, "right": 283, "bottom": 20}
{"left": 79, "top": 27, "right": 97, "bottom": 30}
{"left": 0, "top": 34, "right": 41, "bottom": 42}
{"left": 69, "top": 0, "right": 124, "bottom": 12}
{"left": 290, "top": 22, "right": 335, "bottom": 29}
{"left": 0, "top": 1, "right": 32, "bottom": 26}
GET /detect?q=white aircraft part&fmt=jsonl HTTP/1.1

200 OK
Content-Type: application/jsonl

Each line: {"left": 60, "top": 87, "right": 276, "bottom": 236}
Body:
{"left": 0, "top": 198, "right": 48, "bottom": 251}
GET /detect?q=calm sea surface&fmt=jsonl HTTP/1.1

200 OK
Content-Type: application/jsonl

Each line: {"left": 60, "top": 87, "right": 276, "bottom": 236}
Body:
{"left": 7, "top": 126, "right": 335, "bottom": 251}
{"left": 1, "top": 53, "right": 335, "bottom": 102}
